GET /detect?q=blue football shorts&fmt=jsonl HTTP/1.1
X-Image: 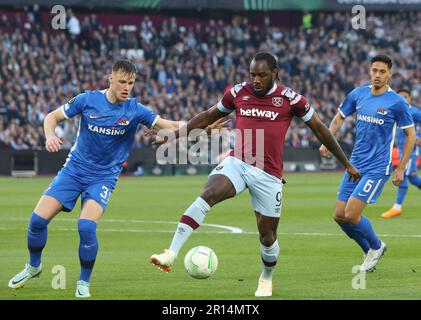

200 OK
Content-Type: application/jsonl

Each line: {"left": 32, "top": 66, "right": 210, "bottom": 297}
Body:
{"left": 337, "top": 171, "right": 389, "bottom": 204}
{"left": 209, "top": 156, "right": 283, "bottom": 218}
{"left": 43, "top": 166, "right": 117, "bottom": 212}
{"left": 404, "top": 154, "right": 418, "bottom": 176}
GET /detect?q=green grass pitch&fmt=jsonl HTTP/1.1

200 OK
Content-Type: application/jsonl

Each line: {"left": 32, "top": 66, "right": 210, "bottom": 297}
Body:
{"left": 1, "top": 172, "right": 421, "bottom": 300}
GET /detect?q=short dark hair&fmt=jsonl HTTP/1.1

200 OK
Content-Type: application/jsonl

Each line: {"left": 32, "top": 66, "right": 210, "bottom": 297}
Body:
{"left": 112, "top": 59, "right": 137, "bottom": 75}
{"left": 397, "top": 88, "right": 411, "bottom": 96}
{"left": 370, "top": 55, "right": 392, "bottom": 69}
{"left": 253, "top": 52, "right": 278, "bottom": 70}
{"left": 252, "top": 52, "right": 279, "bottom": 79}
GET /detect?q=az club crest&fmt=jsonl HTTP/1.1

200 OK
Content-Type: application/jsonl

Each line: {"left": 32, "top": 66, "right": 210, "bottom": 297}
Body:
{"left": 376, "top": 108, "right": 388, "bottom": 115}
{"left": 272, "top": 97, "right": 283, "bottom": 107}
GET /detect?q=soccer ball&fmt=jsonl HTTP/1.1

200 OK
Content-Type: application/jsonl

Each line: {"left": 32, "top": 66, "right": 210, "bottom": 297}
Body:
{"left": 184, "top": 246, "right": 218, "bottom": 279}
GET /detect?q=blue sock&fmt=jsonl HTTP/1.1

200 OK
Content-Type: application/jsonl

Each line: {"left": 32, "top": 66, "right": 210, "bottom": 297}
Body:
{"left": 396, "top": 185, "right": 408, "bottom": 205}
{"left": 349, "top": 216, "right": 381, "bottom": 250}
{"left": 338, "top": 223, "right": 370, "bottom": 253}
{"left": 408, "top": 175, "right": 421, "bottom": 189}
{"left": 396, "top": 176, "right": 408, "bottom": 205}
{"left": 27, "top": 212, "right": 50, "bottom": 268}
{"left": 78, "top": 219, "right": 98, "bottom": 283}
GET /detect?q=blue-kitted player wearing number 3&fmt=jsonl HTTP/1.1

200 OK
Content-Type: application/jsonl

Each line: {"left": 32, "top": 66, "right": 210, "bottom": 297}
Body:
{"left": 320, "top": 55, "right": 416, "bottom": 272}
{"left": 7, "top": 59, "right": 226, "bottom": 298}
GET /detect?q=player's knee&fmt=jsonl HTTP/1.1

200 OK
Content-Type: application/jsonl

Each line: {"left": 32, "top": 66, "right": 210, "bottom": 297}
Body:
{"left": 259, "top": 232, "right": 276, "bottom": 247}
{"left": 343, "top": 211, "right": 360, "bottom": 225}
{"left": 332, "top": 210, "right": 346, "bottom": 224}
{"left": 200, "top": 189, "right": 221, "bottom": 207}
{"left": 78, "top": 219, "right": 98, "bottom": 237}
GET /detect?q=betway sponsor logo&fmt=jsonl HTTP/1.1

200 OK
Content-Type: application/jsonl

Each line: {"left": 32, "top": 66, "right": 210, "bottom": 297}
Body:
{"left": 88, "top": 124, "right": 125, "bottom": 135}
{"left": 239, "top": 108, "right": 279, "bottom": 120}
{"left": 357, "top": 114, "right": 385, "bottom": 125}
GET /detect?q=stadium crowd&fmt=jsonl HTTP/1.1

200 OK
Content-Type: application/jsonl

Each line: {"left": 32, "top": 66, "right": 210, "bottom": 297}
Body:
{"left": 0, "top": 8, "right": 420, "bottom": 153}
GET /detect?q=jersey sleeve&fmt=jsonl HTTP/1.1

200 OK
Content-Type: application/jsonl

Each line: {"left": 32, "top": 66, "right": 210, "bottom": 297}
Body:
{"left": 411, "top": 107, "right": 421, "bottom": 124}
{"left": 217, "top": 83, "right": 245, "bottom": 113}
{"left": 338, "top": 87, "right": 359, "bottom": 118}
{"left": 136, "top": 103, "right": 160, "bottom": 128}
{"left": 394, "top": 100, "right": 414, "bottom": 129}
{"left": 281, "top": 87, "right": 314, "bottom": 122}
{"left": 61, "top": 93, "right": 87, "bottom": 119}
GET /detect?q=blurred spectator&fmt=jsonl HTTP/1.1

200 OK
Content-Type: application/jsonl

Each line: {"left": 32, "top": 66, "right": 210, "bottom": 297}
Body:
{"left": 0, "top": 9, "right": 420, "bottom": 152}
{"left": 302, "top": 11, "right": 312, "bottom": 29}
{"left": 67, "top": 9, "right": 81, "bottom": 37}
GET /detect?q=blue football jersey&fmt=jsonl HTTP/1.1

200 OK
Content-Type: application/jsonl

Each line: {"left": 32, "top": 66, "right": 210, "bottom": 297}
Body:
{"left": 339, "top": 86, "right": 414, "bottom": 175}
{"left": 396, "top": 105, "right": 421, "bottom": 157}
{"left": 60, "top": 90, "right": 159, "bottom": 176}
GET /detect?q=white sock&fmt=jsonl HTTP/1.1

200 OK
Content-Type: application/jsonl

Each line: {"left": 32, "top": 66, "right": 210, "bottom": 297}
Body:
{"left": 260, "top": 240, "right": 279, "bottom": 281}
{"left": 393, "top": 204, "right": 402, "bottom": 210}
{"left": 169, "top": 197, "right": 210, "bottom": 257}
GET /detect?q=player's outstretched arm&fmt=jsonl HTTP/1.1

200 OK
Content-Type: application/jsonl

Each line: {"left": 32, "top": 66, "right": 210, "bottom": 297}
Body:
{"left": 151, "top": 116, "right": 230, "bottom": 134}
{"left": 152, "top": 105, "right": 227, "bottom": 144}
{"left": 44, "top": 108, "right": 66, "bottom": 152}
{"left": 306, "top": 112, "right": 360, "bottom": 182}
{"left": 393, "top": 126, "right": 416, "bottom": 186}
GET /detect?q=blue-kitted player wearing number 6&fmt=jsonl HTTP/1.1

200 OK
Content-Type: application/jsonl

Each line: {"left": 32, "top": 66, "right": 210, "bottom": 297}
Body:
{"left": 320, "top": 55, "right": 416, "bottom": 272}
{"left": 7, "top": 59, "right": 226, "bottom": 298}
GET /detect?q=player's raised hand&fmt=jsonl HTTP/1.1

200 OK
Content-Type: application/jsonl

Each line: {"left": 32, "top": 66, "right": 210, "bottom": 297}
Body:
{"left": 392, "top": 168, "right": 404, "bottom": 186}
{"left": 152, "top": 135, "right": 171, "bottom": 145}
{"left": 45, "top": 136, "right": 63, "bottom": 152}
{"left": 143, "top": 128, "right": 171, "bottom": 145}
{"left": 319, "top": 144, "right": 332, "bottom": 158}
{"left": 346, "top": 164, "right": 361, "bottom": 182}
{"left": 144, "top": 129, "right": 156, "bottom": 138}
{"left": 416, "top": 138, "right": 421, "bottom": 147}
{"left": 206, "top": 118, "right": 231, "bottom": 134}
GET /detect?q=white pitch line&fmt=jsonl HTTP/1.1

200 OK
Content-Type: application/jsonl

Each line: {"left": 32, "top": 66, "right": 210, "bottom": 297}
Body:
{"left": 3, "top": 217, "right": 243, "bottom": 234}
{"left": 2, "top": 220, "right": 421, "bottom": 238}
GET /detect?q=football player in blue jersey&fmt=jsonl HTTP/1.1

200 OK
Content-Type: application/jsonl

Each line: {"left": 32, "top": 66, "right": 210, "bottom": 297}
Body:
{"left": 320, "top": 55, "right": 416, "bottom": 272}
{"left": 7, "top": 59, "right": 225, "bottom": 298}
{"left": 381, "top": 88, "right": 421, "bottom": 218}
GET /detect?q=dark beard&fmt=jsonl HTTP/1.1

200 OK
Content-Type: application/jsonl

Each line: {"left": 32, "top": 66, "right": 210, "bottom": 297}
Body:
{"left": 253, "top": 80, "right": 274, "bottom": 98}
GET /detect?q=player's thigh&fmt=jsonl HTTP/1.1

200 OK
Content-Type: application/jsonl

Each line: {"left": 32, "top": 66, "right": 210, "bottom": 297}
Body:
{"left": 344, "top": 197, "right": 368, "bottom": 223}
{"left": 244, "top": 166, "right": 283, "bottom": 218}
{"left": 80, "top": 199, "right": 104, "bottom": 223}
{"left": 42, "top": 169, "right": 84, "bottom": 213}
{"left": 405, "top": 156, "right": 416, "bottom": 176}
{"left": 332, "top": 199, "right": 347, "bottom": 223}
{"left": 205, "top": 157, "right": 247, "bottom": 206}
{"left": 33, "top": 195, "right": 63, "bottom": 221}
{"left": 81, "top": 179, "right": 116, "bottom": 215}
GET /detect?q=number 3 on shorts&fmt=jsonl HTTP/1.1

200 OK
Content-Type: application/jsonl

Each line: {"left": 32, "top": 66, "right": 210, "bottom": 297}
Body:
{"left": 100, "top": 186, "right": 110, "bottom": 204}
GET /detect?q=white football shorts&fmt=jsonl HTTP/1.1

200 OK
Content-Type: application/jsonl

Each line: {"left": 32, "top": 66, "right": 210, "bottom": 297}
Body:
{"left": 209, "top": 156, "right": 283, "bottom": 218}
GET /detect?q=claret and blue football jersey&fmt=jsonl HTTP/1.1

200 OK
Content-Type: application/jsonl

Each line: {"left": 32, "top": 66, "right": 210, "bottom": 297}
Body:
{"left": 61, "top": 90, "right": 159, "bottom": 177}
{"left": 338, "top": 86, "right": 414, "bottom": 175}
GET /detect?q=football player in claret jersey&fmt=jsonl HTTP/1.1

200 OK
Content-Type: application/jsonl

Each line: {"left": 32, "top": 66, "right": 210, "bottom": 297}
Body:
{"left": 381, "top": 89, "right": 421, "bottom": 218}
{"left": 151, "top": 52, "right": 360, "bottom": 297}
{"left": 320, "top": 55, "right": 416, "bottom": 272}
{"left": 7, "top": 59, "right": 224, "bottom": 298}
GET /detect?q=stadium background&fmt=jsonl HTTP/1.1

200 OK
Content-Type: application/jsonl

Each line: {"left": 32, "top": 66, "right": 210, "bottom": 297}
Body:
{"left": 0, "top": 0, "right": 420, "bottom": 176}
{"left": 1, "top": 0, "right": 421, "bottom": 301}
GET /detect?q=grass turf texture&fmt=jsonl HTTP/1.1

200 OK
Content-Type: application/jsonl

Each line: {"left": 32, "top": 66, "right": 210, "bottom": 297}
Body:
{"left": 1, "top": 172, "right": 420, "bottom": 300}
